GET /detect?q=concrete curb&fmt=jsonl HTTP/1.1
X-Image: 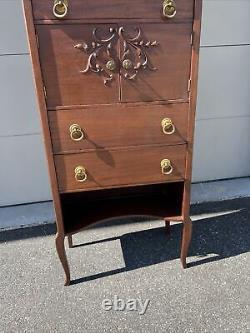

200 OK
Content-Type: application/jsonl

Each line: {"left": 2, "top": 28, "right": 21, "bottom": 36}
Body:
{"left": 191, "top": 177, "right": 250, "bottom": 203}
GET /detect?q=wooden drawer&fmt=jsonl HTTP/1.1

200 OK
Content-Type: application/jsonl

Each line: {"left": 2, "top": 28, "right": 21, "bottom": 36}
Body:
{"left": 32, "top": 0, "right": 194, "bottom": 22}
{"left": 49, "top": 103, "right": 188, "bottom": 153}
{"left": 54, "top": 144, "right": 186, "bottom": 192}
{"left": 37, "top": 23, "right": 192, "bottom": 107}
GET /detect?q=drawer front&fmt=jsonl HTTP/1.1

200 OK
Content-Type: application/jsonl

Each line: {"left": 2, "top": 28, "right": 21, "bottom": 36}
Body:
{"left": 55, "top": 145, "right": 186, "bottom": 192}
{"left": 32, "top": 0, "right": 194, "bottom": 22}
{"left": 49, "top": 103, "right": 188, "bottom": 153}
{"left": 37, "top": 23, "right": 192, "bottom": 107}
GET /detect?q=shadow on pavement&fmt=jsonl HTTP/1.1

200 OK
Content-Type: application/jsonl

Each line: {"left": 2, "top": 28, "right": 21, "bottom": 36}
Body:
{"left": 1, "top": 198, "right": 249, "bottom": 285}
{"left": 71, "top": 198, "right": 250, "bottom": 284}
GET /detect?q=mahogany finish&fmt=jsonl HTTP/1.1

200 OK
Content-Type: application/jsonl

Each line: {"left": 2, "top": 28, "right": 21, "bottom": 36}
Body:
{"left": 23, "top": 0, "right": 202, "bottom": 285}
{"left": 49, "top": 103, "right": 188, "bottom": 153}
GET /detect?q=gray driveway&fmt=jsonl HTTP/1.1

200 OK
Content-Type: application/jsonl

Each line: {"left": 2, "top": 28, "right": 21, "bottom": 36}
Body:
{"left": 1, "top": 198, "right": 249, "bottom": 332}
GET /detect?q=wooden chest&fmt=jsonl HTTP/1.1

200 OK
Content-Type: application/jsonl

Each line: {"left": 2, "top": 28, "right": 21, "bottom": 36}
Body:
{"left": 23, "top": 0, "right": 202, "bottom": 285}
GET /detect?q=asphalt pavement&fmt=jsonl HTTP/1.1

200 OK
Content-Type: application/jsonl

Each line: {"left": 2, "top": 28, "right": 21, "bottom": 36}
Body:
{"left": 0, "top": 198, "right": 249, "bottom": 332}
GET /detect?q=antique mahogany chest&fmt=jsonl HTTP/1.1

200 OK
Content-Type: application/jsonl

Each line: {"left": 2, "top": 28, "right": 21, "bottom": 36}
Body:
{"left": 23, "top": 0, "right": 202, "bottom": 285}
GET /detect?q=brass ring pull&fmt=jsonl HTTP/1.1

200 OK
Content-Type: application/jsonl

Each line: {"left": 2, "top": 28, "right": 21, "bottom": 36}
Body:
{"left": 163, "top": 0, "right": 177, "bottom": 18}
{"left": 53, "top": 0, "right": 68, "bottom": 19}
{"left": 75, "top": 166, "right": 88, "bottom": 182}
{"left": 161, "top": 118, "right": 175, "bottom": 135}
{"left": 69, "top": 124, "right": 84, "bottom": 141}
{"left": 161, "top": 159, "right": 173, "bottom": 175}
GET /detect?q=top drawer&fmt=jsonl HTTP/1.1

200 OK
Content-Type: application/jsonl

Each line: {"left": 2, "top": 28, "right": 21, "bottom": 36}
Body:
{"left": 32, "top": 0, "right": 194, "bottom": 22}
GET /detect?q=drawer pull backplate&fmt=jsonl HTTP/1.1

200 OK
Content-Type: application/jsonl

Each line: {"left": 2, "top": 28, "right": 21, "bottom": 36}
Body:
{"left": 161, "top": 159, "right": 173, "bottom": 175}
{"left": 161, "top": 118, "right": 176, "bottom": 135}
{"left": 75, "top": 166, "right": 88, "bottom": 182}
{"left": 163, "top": 0, "right": 177, "bottom": 18}
{"left": 53, "top": 0, "right": 68, "bottom": 18}
{"left": 69, "top": 124, "right": 85, "bottom": 141}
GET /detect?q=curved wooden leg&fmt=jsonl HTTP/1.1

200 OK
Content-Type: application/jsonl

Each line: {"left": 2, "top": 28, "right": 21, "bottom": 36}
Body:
{"left": 164, "top": 220, "right": 171, "bottom": 235}
{"left": 181, "top": 217, "right": 192, "bottom": 269}
{"left": 68, "top": 235, "right": 73, "bottom": 248}
{"left": 55, "top": 233, "right": 71, "bottom": 286}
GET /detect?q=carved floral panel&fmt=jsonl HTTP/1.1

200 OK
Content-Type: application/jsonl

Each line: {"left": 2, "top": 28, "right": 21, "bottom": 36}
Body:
{"left": 74, "top": 26, "right": 159, "bottom": 86}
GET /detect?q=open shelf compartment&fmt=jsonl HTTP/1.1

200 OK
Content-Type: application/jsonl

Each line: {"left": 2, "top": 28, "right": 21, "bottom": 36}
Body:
{"left": 60, "top": 182, "right": 184, "bottom": 235}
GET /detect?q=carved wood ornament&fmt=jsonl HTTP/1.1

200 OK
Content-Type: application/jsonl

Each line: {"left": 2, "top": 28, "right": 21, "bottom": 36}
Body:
{"left": 74, "top": 26, "right": 159, "bottom": 85}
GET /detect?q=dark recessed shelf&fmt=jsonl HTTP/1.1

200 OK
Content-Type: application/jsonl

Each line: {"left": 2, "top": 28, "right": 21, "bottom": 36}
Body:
{"left": 61, "top": 182, "right": 184, "bottom": 235}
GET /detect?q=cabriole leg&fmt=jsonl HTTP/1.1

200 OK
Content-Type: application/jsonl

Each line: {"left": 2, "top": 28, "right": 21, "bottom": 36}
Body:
{"left": 55, "top": 233, "right": 71, "bottom": 286}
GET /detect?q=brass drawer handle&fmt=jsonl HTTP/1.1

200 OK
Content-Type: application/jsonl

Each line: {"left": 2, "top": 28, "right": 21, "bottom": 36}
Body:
{"left": 69, "top": 124, "right": 84, "bottom": 141}
{"left": 163, "top": 0, "right": 177, "bottom": 18}
{"left": 53, "top": 0, "right": 68, "bottom": 19}
{"left": 161, "top": 118, "right": 175, "bottom": 135}
{"left": 161, "top": 159, "right": 173, "bottom": 175}
{"left": 75, "top": 166, "right": 87, "bottom": 182}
